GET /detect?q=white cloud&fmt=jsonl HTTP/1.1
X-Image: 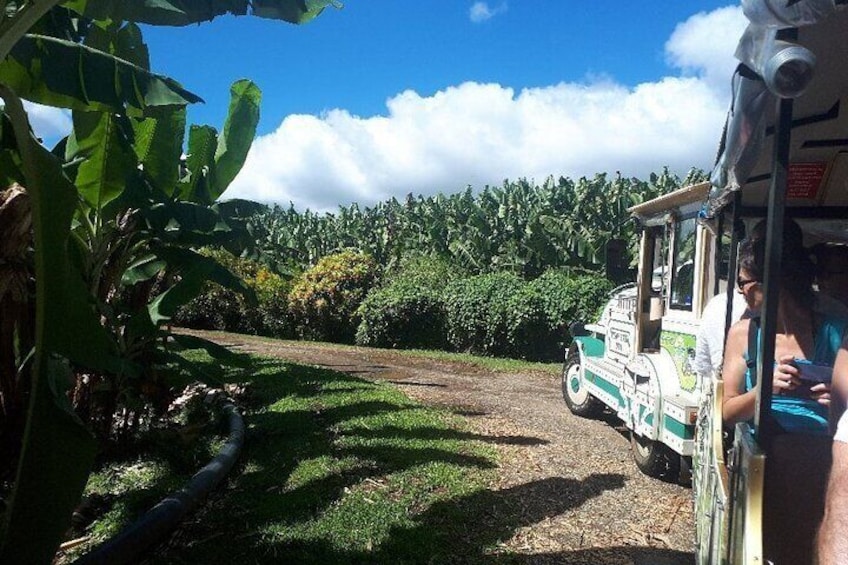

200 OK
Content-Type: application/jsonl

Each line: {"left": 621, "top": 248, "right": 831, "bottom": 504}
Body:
{"left": 665, "top": 6, "right": 747, "bottom": 95}
{"left": 469, "top": 2, "right": 507, "bottom": 23}
{"left": 224, "top": 6, "right": 747, "bottom": 212}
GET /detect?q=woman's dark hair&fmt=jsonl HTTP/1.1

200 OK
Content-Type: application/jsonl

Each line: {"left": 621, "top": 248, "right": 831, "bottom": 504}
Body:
{"left": 738, "top": 238, "right": 764, "bottom": 282}
{"left": 738, "top": 223, "right": 815, "bottom": 308}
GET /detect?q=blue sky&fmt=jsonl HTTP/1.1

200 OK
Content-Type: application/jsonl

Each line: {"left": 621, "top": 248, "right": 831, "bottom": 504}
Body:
{"left": 140, "top": 1, "right": 735, "bottom": 135}
{"left": 29, "top": 1, "right": 748, "bottom": 211}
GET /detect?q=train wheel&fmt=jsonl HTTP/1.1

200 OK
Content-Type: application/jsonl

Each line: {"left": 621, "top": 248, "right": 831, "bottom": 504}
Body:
{"left": 561, "top": 350, "right": 603, "bottom": 418}
{"left": 630, "top": 430, "right": 680, "bottom": 479}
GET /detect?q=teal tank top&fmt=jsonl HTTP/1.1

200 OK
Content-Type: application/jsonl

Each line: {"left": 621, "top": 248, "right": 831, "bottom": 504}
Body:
{"left": 744, "top": 315, "right": 847, "bottom": 435}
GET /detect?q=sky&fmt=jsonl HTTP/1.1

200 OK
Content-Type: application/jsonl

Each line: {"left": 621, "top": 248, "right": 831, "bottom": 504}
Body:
{"left": 28, "top": 1, "right": 749, "bottom": 212}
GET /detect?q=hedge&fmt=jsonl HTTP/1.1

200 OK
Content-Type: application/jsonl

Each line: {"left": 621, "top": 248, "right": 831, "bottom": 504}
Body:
{"left": 528, "top": 271, "right": 615, "bottom": 357}
{"left": 179, "top": 248, "right": 614, "bottom": 362}
{"left": 174, "top": 249, "right": 294, "bottom": 338}
{"left": 355, "top": 256, "right": 456, "bottom": 349}
{"left": 443, "top": 272, "right": 525, "bottom": 357}
{"left": 288, "top": 250, "right": 378, "bottom": 343}
{"left": 433, "top": 270, "right": 613, "bottom": 361}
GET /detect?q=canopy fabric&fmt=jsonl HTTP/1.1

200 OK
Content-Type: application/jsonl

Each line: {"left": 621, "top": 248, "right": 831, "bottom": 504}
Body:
{"left": 705, "top": 1, "right": 848, "bottom": 219}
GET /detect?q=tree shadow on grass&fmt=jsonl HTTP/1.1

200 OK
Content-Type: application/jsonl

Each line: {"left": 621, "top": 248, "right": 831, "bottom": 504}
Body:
{"left": 255, "top": 473, "right": 632, "bottom": 564}
{"left": 150, "top": 356, "right": 658, "bottom": 565}
{"left": 236, "top": 405, "right": 501, "bottom": 527}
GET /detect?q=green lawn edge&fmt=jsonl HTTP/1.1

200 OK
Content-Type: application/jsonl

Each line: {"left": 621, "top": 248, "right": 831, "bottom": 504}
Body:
{"left": 67, "top": 348, "right": 556, "bottom": 563}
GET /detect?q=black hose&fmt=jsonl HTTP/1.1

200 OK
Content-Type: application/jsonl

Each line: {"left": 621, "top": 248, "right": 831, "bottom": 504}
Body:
{"left": 74, "top": 402, "right": 245, "bottom": 565}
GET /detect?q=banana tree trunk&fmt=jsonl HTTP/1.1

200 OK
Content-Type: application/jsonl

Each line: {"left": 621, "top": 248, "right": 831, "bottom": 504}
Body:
{"left": 0, "top": 184, "right": 34, "bottom": 482}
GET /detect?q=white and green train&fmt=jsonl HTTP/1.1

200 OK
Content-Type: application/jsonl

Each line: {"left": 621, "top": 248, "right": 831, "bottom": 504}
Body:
{"left": 562, "top": 182, "right": 711, "bottom": 482}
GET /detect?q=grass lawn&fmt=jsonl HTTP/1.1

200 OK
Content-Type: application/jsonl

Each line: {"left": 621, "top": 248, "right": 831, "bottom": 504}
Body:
{"left": 200, "top": 331, "right": 562, "bottom": 376}
{"left": 72, "top": 349, "right": 535, "bottom": 564}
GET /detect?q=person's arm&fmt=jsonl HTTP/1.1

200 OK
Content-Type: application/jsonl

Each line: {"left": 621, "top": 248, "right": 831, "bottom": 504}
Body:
{"left": 721, "top": 320, "right": 801, "bottom": 425}
{"left": 722, "top": 320, "right": 758, "bottom": 424}
{"left": 818, "top": 437, "right": 848, "bottom": 564}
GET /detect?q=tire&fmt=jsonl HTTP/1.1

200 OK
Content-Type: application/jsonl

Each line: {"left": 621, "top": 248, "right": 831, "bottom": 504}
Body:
{"left": 561, "top": 350, "right": 603, "bottom": 418}
{"left": 630, "top": 430, "right": 681, "bottom": 480}
{"left": 679, "top": 455, "right": 692, "bottom": 487}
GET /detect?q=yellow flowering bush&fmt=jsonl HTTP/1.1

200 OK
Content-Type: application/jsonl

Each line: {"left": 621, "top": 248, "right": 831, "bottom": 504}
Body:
{"left": 288, "top": 250, "right": 378, "bottom": 343}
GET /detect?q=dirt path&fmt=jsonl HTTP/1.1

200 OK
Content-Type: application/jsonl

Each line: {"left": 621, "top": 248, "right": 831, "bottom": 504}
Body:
{"left": 187, "top": 330, "right": 695, "bottom": 564}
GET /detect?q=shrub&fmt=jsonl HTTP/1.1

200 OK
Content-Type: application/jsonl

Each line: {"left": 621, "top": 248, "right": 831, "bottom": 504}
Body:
{"left": 175, "top": 249, "right": 294, "bottom": 337}
{"left": 443, "top": 272, "right": 524, "bottom": 357}
{"left": 288, "top": 250, "right": 378, "bottom": 343}
{"left": 383, "top": 254, "right": 464, "bottom": 287}
{"left": 355, "top": 256, "right": 458, "bottom": 350}
{"left": 502, "top": 285, "right": 555, "bottom": 360}
{"left": 247, "top": 265, "right": 295, "bottom": 338}
{"left": 174, "top": 284, "right": 248, "bottom": 332}
{"left": 528, "top": 271, "right": 614, "bottom": 357}
{"left": 442, "top": 270, "right": 614, "bottom": 361}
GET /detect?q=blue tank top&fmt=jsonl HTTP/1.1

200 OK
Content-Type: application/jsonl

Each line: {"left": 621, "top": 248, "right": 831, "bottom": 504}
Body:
{"left": 743, "top": 315, "right": 847, "bottom": 435}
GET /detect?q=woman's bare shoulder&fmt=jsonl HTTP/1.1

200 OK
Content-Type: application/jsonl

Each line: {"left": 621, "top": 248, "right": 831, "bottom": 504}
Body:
{"left": 726, "top": 318, "right": 752, "bottom": 345}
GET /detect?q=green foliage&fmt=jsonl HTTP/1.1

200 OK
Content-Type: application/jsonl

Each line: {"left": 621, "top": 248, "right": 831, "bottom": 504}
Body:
{"left": 501, "top": 284, "right": 553, "bottom": 360}
{"left": 62, "top": 0, "right": 340, "bottom": 28}
{"left": 0, "top": 85, "right": 105, "bottom": 565}
{"left": 0, "top": 2, "right": 338, "bottom": 561}
{"left": 175, "top": 248, "right": 294, "bottom": 337}
{"left": 440, "top": 271, "right": 614, "bottom": 361}
{"left": 248, "top": 169, "right": 706, "bottom": 277}
{"left": 443, "top": 272, "right": 524, "bottom": 357}
{"left": 288, "top": 251, "right": 378, "bottom": 343}
{"left": 383, "top": 253, "right": 464, "bottom": 286}
{"left": 528, "top": 271, "right": 615, "bottom": 355}
{"left": 355, "top": 256, "right": 457, "bottom": 350}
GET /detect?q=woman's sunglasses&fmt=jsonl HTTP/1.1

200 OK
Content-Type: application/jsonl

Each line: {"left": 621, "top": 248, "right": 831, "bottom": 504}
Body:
{"left": 736, "top": 277, "right": 760, "bottom": 290}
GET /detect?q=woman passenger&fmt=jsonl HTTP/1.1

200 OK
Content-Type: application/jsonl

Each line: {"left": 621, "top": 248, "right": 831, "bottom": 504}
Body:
{"left": 721, "top": 236, "right": 846, "bottom": 435}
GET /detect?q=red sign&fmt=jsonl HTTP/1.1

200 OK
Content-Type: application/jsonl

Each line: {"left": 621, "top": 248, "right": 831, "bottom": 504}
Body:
{"left": 787, "top": 162, "right": 827, "bottom": 199}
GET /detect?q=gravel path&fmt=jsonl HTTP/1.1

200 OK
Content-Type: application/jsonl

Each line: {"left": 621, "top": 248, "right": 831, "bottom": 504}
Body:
{"left": 185, "top": 330, "right": 695, "bottom": 565}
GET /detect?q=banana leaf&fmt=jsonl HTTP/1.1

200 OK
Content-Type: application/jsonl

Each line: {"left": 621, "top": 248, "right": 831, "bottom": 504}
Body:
{"left": 133, "top": 108, "right": 186, "bottom": 193}
{"left": 0, "top": 85, "right": 125, "bottom": 565}
{"left": 65, "top": 110, "right": 138, "bottom": 211}
{"left": 64, "top": 0, "right": 341, "bottom": 26}
{"left": 213, "top": 79, "right": 261, "bottom": 196}
{"left": 0, "top": 33, "right": 203, "bottom": 115}
{"left": 141, "top": 246, "right": 257, "bottom": 327}
{"left": 178, "top": 79, "right": 261, "bottom": 204}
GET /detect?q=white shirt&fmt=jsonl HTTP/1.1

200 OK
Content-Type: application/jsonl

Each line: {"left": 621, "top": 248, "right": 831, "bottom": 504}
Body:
{"left": 835, "top": 409, "right": 848, "bottom": 443}
{"left": 695, "top": 291, "right": 749, "bottom": 379}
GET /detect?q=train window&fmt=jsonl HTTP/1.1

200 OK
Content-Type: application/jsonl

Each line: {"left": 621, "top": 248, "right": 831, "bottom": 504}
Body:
{"left": 670, "top": 217, "right": 697, "bottom": 310}
{"left": 650, "top": 228, "right": 669, "bottom": 295}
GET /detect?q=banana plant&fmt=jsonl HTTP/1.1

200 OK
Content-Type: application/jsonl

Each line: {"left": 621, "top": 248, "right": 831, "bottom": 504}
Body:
{"left": 0, "top": 0, "right": 341, "bottom": 62}
{"left": 0, "top": 2, "right": 339, "bottom": 562}
{"left": 0, "top": 83, "right": 128, "bottom": 565}
{"left": 249, "top": 169, "right": 702, "bottom": 278}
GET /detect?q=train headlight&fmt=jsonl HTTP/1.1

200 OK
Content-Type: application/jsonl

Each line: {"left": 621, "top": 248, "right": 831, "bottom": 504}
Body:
{"left": 737, "top": 26, "right": 817, "bottom": 99}
{"left": 760, "top": 40, "right": 816, "bottom": 98}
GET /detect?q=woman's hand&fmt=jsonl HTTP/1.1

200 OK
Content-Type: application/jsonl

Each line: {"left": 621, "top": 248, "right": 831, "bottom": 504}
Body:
{"left": 811, "top": 382, "right": 832, "bottom": 406}
{"left": 773, "top": 354, "right": 802, "bottom": 395}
